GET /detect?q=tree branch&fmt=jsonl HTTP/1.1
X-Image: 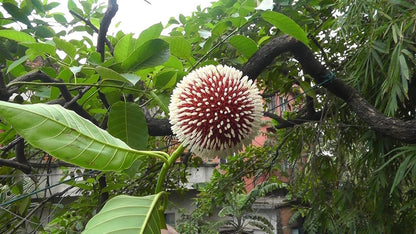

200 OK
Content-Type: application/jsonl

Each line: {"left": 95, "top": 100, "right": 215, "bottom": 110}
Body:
{"left": 243, "top": 35, "right": 416, "bottom": 143}
{"left": 264, "top": 111, "right": 322, "bottom": 129}
{"left": 0, "top": 71, "right": 10, "bottom": 101}
{"left": 97, "top": 0, "right": 118, "bottom": 59}
{"left": 0, "top": 158, "right": 31, "bottom": 174}
{"left": 69, "top": 10, "right": 114, "bottom": 55}
{"left": 147, "top": 118, "right": 173, "bottom": 136}
{"left": 7, "top": 70, "right": 99, "bottom": 126}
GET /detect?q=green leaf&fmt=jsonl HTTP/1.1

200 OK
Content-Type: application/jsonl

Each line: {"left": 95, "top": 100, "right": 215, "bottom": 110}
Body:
{"left": 150, "top": 91, "right": 169, "bottom": 115}
{"left": 53, "top": 13, "right": 67, "bottom": 25}
{"left": 53, "top": 37, "right": 76, "bottom": 58}
{"left": 68, "top": 0, "right": 83, "bottom": 16}
{"left": 398, "top": 54, "right": 409, "bottom": 81}
{"left": 96, "top": 66, "right": 131, "bottom": 84}
{"left": 228, "top": 35, "right": 258, "bottom": 58}
{"left": 212, "top": 21, "right": 231, "bottom": 38}
{"left": 21, "top": 42, "right": 56, "bottom": 56}
{"left": 0, "top": 101, "right": 146, "bottom": 171}
{"left": 108, "top": 102, "right": 148, "bottom": 150}
{"left": 34, "top": 25, "right": 55, "bottom": 38}
{"left": 391, "top": 155, "right": 413, "bottom": 193}
{"left": 2, "top": 3, "right": 31, "bottom": 27}
{"left": 163, "top": 56, "right": 183, "bottom": 70}
{"left": 262, "top": 11, "right": 309, "bottom": 46}
{"left": 164, "top": 36, "right": 192, "bottom": 60}
{"left": 114, "top": 34, "right": 134, "bottom": 63}
{"left": 121, "top": 73, "right": 141, "bottom": 85}
{"left": 153, "top": 71, "right": 177, "bottom": 89}
{"left": 83, "top": 193, "right": 167, "bottom": 234}
{"left": 0, "top": 30, "right": 36, "bottom": 43}
{"left": 6, "top": 55, "right": 29, "bottom": 74}
{"left": 136, "top": 23, "right": 163, "bottom": 48}
{"left": 121, "top": 39, "right": 170, "bottom": 72}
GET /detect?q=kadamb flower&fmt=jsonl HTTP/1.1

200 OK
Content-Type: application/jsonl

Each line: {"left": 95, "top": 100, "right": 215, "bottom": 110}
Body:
{"left": 169, "top": 65, "right": 262, "bottom": 158}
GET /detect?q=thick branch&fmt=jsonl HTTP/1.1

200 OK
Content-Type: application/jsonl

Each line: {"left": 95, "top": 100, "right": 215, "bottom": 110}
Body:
{"left": 243, "top": 35, "right": 416, "bottom": 143}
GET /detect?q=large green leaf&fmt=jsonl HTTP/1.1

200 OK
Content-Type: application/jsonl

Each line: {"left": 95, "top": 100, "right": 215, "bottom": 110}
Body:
{"left": 108, "top": 102, "right": 149, "bottom": 150}
{"left": 121, "top": 39, "right": 170, "bottom": 72}
{"left": 83, "top": 193, "right": 167, "bottom": 234}
{"left": 228, "top": 35, "right": 258, "bottom": 58}
{"left": 262, "top": 11, "right": 309, "bottom": 46}
{"left": 0, "top": 101, "right": 147, "bottom": 171}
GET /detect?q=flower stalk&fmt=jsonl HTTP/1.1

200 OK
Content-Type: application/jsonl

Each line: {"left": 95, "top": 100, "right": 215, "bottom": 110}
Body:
{"left": 155, "top": 144, "right": 185, "bottom": 193}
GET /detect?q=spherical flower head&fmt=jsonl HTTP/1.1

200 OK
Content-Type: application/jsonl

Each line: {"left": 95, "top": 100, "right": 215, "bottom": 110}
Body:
{"left": 169, "top": 65, "right": 263, "bottom": 158}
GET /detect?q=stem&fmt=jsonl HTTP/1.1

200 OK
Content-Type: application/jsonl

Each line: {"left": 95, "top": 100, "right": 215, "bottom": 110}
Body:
{"left": 135, "top": 150, "right": 169, "bottom": 164}
{"left": 155, "top": 144, "right": 185, "bottom": 193}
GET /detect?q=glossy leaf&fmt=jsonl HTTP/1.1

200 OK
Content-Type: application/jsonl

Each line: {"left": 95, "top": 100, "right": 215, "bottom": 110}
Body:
{"left": 262, "top": 11, "right": 309, "bottom": 46}
{"left": 228, "top": 35, "right": 258, "bottom": 58}
{"left": 121, "top": 39, "right": 170, "bottom": 72}
{"left": 83, "top": 193, "right": 167, "bottom": 234}
{"left": 0, "top": 101, "right": 146, "bottom": 171}
{"left": 108, "top": 102, "right": 149, "bottom": 150}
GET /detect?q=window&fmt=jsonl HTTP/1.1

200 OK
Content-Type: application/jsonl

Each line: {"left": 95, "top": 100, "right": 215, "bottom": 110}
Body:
{"left": 279, "top": 97, "right": 287, "bottom": 117}
{"left": 265, "top": 96, "right": 277, "bottom": 113}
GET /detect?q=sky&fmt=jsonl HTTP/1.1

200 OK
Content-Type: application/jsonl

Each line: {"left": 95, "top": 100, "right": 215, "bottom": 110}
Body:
{"left": 58, "top": 0, "right": 214, "bottom": 36}
{"left": 110, "top": 0, "right": 213, "bottom": 35}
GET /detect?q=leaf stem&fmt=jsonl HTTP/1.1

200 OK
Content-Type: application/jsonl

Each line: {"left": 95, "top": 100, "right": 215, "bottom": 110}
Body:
{"left": 135, "top": 150, "right": 169, "bottom": 164}
{"left": 155, "top": 144, "right": 185, "bottom": 193}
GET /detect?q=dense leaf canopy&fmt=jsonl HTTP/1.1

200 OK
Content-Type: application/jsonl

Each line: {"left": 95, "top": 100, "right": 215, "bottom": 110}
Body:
{"left": 0, "top": 0, "right": 415, "bottom": 233}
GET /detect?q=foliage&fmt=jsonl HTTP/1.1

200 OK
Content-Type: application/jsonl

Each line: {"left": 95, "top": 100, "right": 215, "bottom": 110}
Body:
{"left": 0, "top": 0, "right": 415, "bottom": 233}
{"left": 215, "top": 182, "right": 281, "bottom": 234}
